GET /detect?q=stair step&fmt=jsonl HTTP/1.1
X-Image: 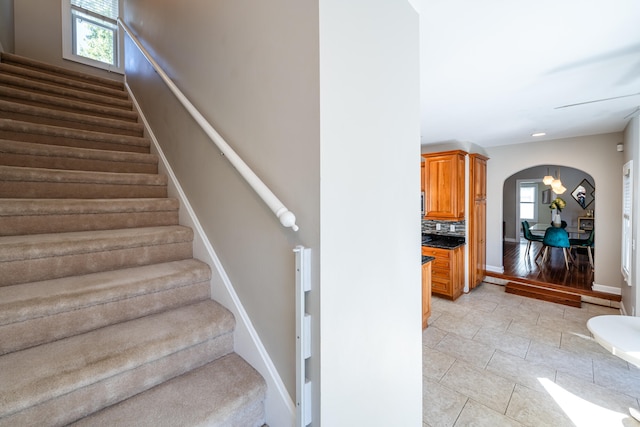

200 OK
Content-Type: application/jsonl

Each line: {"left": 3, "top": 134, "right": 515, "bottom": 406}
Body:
{"left": 505, "top": 281, "right": 582, "bottom": 307}
{"left": 0, "top": 99, "right": 144, "bottom": 136}
{"left": 71, "top": 353, "right": 267, "bottom": 427}
{"left": 0, "top": 300, "right": 235, "bottom": 426}
{"left": 1, "top": 52, "right": 124, "bottom": 91}
{"left": 0, "top": 198, "right": 178, "bottom": 236}
{"left": 0, "top": 73, "right": 132, "bottom": 110}
{"left": 0, "top": 85, "right": 139, "bottom": 122}
{"left": 0, "top": 139, "right": 158, "bottom": 174}
{"left": 0, "top": 165, "right": 167, "bottom": 199}
{"left": 0, "top": 225, "right": 193, "bottom": 287}
{"left": 0, "top": 62, "right": 129, "bottom": 100}
{"left": 0, "top": 259, "right": 211, "bottom": 355}
{"left": 0, "top": 119, "right": 149, "bottom": 153}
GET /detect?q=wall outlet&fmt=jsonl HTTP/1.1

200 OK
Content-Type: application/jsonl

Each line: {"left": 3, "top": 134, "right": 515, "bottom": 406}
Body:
{"left": 436, "top": 224, "right": 441, "bottom": 231}
{"left": 450, "top": 224, "right": 456, "bottom": 232}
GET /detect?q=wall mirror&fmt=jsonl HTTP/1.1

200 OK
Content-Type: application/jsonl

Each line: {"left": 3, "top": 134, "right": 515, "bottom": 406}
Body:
{"left": 571, "top": 179, "right": 595, "bottom": 209}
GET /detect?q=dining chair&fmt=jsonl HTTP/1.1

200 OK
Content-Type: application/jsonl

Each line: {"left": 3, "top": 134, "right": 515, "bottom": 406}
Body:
{"left": 536, "top": 226, "right": 574, "bottom": 270}
{"left": 570, "top": 230, "right": 595, "bottom": 269}
{"left": 521, "top": 220, "right": 544, "bottom": 256}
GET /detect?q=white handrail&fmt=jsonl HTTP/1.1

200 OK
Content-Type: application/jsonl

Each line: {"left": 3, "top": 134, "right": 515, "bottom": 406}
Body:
{"left": 118, "top": 19, "right": 299, "bottom": 231}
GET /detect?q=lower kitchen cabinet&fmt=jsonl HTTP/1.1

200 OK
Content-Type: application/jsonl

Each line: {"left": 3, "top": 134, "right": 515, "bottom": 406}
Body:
{"left": 421, "top": 245, "right": 464, "bottom": 300}
{"left": 422, "top": 260, "right": 432, "bottom": 329}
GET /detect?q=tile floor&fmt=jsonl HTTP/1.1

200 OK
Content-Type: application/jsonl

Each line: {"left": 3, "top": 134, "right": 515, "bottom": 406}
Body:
{"left": 423, "top": 282, "right": 640, "bottom": 427}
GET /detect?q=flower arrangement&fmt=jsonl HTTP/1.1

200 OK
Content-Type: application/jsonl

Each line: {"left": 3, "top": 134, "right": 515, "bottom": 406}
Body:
{"left": 549, "top": 197, "right": 566, "bottom": 212}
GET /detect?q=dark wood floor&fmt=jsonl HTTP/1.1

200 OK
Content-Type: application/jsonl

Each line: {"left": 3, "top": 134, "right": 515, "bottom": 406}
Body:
{"left": 502, "top": 240, "right": 594, "bottom": 291}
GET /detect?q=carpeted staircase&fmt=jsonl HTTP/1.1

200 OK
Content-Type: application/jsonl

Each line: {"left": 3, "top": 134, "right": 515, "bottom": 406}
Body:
{"left": 0, "top": 53, "right": 266, "bottom": 426}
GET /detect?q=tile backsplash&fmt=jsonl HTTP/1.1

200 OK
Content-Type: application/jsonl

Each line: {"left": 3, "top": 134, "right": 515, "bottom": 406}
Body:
{"left": 422, "top": 219, "right": 466, "bottom": 237}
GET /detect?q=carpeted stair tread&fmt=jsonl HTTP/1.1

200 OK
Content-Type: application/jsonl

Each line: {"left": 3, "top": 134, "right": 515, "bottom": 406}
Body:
{"left": 0, "top": 99, "right": 144, "bottom": 136}
{"left": 0, "top": 165, "right": 165, "bottom": 186}
{"left": 0, "top": 72, "right": 132, "bottom": 110}
{"left": 0, "top": 119, "right": 149, "bottom": 153}
{"left": 0, "top": 225, "right": 194, "bottom": 286}
{"left": 0, "top": 258, "right": 210, "bottom": 326}
{"left": 0, "top": 63, "right": 129, "bottom": 100}
{"left": 0, "top": 197, "right": 178, "bottom": 217}
{"left": 0, "top": 85, "right": 139, "bottom": 121}
{"left": 0, "top": 198, "right": 178, "bottom": 235}
{"left": 71, "top": 353, "right": 267, "bottom": 427}
{"left": 0, "top": 139, "right": 158, "bottom": 173}
{"left": 0, "top": 300, "right": 235, "bottom": 422}
{"left": 0, "top": 259, "right": 211, "bottom": 354}
{"left": 1, "top": 52, "right": 124, "bottom": 91}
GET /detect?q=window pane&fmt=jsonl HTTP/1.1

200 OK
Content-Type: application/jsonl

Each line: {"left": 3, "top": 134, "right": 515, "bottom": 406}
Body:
{"left": 520, "top": 186, "right": 536, "bottom": 203}
{"left": 520, "top": 203, "right": 534, "bottom": 220}
{"left": 71, "top": 0, "right": 118, "bottom": 20}
{"left": 74, "top": 14, "right": 115, "bottom": 65}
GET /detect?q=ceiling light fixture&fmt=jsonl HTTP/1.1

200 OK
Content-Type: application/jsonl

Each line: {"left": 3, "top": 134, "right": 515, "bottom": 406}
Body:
{"left": 532, "top": 132, "right": 546, "bottom": 137}
{"left": 542, "top": 167, "right": 554, "bottom": 185}
{"left": 550, "top": 168, "right": 566, "bottom": 194}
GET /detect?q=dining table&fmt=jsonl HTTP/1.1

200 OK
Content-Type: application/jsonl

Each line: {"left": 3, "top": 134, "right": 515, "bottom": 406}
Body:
{"left": 529, "top": 222, "right": 585, "bottom": 236}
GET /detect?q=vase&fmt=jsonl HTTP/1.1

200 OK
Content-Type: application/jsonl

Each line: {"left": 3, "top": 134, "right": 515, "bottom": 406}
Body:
{"left": 552, "top": 211, "right": 562, "bottom": 227}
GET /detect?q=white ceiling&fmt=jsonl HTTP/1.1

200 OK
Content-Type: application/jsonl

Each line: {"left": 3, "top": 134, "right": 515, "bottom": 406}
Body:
{"left": 419, "top": 0, "right": 640, "bottom": 148}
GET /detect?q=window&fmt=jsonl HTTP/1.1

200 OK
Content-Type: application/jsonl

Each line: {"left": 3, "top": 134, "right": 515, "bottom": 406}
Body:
{"left": 519, "top": 183, "right": 538, "bottom": 222}
{"left": 622, "top": 161, "right": 633, "bottom": 283}
{"left": 61, "top": 0, "right": 123, "bottom": 73}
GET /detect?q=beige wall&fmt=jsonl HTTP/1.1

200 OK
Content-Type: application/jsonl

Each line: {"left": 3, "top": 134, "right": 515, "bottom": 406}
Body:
{"left": 13, "top": 0, "right": 122, "bottom": 81}
{"left": 0, "top": 0, "right": 14, "bottom": 52}
{"left": 486, "top": 133, "right": 625, "bottom": 291}
{"left": 123, "top": 0, "right": 319, "bottom": 400}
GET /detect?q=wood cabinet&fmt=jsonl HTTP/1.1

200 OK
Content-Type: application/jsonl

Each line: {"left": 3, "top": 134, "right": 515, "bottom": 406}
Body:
{"left": 422, "top": 260, "right": 431, "bottom": 329}
{"left": 422, "top": 245, "right": 464, "bottom": 300}
{"left": 422, "top": 151, "right": 465, "bottom": 220}
{"left": 469, "top": 154, "right": 488, "bottom": 289}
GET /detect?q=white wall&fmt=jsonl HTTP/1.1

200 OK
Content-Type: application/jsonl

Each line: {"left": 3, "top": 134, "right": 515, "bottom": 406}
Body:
{"left": 319, "top": 2, "right": 422, "bottom": 426}
{"left": 485, "top": 133, "right": 625, "bottom": 291}
{"left": 622, "top": 116, "right": 640, "bottom": 315}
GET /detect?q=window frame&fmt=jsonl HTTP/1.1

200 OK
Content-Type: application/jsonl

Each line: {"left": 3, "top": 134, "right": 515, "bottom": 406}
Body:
{"left": 622, "top": 160, "right": 633, "bottom": 284}
{"left": 61, "top": 0, "right": 124, "bottom": 74}
{"left": 518, "top": 182, "right": 539, "bottom": 223}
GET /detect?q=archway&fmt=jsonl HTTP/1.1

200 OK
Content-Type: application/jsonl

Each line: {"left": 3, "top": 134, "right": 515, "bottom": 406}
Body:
{"left": 501, "top": 164, "right": 596, "bottom": 289}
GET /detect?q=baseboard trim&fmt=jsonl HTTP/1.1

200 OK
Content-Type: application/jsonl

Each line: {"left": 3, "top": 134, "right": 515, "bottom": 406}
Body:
{"left": 591, "top": 283, "right": 622, "bottom": 295}
{"left": 127, "top": 83, "right": 295, "bottom": 427}
{"left": 486, "top": 264, "right": 505, "bottom": 274}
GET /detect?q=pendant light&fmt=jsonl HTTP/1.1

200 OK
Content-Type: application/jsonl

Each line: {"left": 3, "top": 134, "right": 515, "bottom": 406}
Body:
{"left": 550, "top": 168, "right": 566, "bottom": 194}
{"left": 542, "top": 167, "right": 554, "bottom": 186}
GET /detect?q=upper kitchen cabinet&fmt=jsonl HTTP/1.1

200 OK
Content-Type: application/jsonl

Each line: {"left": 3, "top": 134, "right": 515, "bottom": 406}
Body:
{"left": 422, "top": 150, "right": 466, "bottom": 220}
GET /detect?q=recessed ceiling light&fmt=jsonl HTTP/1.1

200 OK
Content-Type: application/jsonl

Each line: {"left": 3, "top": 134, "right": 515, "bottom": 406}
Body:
{"left": 531, "top": 132, "right": 546, "bottom": 137}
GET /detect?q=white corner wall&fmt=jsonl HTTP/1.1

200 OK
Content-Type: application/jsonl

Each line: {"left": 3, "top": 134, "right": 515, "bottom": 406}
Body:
{"left": 622, "top": 116, "right": 640, "bottom": 316}
{"left": 318, "top": 1, "right": 422, "bottom": 426}
{"left": 485, "top": 133, "right": 625, "bottom": 290}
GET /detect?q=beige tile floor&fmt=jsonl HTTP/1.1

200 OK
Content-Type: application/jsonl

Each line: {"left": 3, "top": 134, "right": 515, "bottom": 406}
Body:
{"left": 423, "top": 282, "right": 640, "bottom": 427}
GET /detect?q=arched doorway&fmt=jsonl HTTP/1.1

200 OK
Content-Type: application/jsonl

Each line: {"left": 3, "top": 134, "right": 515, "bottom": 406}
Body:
{"left": 501, "top": 164, "right": 595, "bottom": 289}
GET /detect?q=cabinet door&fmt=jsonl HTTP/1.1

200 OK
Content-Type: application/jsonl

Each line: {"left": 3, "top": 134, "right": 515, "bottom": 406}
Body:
{"left": 422, "top": 261, "right": 431, "bottom": 329}
{"left": 470, "top": 199, "right": 486, "bottom": 288}
{"left": 471, "top": 155, "right": 488, "bottom": 200}
{"left": 423, "top": 152, "right": 465, "bottom": 219}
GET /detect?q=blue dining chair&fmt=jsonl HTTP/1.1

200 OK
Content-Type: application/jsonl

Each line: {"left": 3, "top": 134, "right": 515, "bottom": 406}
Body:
{"left": 570, "top": 230, "right": 595, "bottom": 269}
{"left": 522, "top": 220, "right": 543, "bottom": 256}
{"left": 536, "top": 226, "right": 574, "bottom": 270}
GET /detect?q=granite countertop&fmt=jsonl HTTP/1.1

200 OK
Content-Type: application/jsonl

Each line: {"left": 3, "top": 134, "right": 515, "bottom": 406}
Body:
{"left": 422, "top": 233, "right": 465, "bottom": 249}
{"left": 422, "top": 255, "right": 435, "bottom": 264}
